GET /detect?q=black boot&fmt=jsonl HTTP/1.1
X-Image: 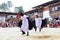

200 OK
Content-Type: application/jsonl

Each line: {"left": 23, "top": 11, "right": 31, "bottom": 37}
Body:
{"left": 22, "top": 30, "right": 26, "bottom": 35}
{"left": 34, "top": 27, "right": 37, "bottom": 32}
{"left": 26, "top": 31, "right": 29, "bottom": 36}
{"left": 35, "top": 28, "right": 37, "bottom": 32}
{"left": 39, "top": 28, "right": 42, "bottom": 32}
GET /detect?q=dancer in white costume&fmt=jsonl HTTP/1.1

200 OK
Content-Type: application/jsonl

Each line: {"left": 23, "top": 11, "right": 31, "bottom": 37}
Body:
{"left": 35, "top": 15, "right": 42, "bottom": 32}
{"left": 21, "top": 14, "right": 29, "bottom": 36}
{"left": 39, "top": 17, "right": 42, "bottom": 31}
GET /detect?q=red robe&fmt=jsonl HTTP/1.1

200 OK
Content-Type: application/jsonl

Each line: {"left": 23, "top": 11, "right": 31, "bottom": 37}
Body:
{"left": 53, "top": 23, "right": 58, "bottom": 28}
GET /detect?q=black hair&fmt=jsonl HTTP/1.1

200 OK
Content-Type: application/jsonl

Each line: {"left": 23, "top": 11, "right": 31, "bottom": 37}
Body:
{"left": 20, "top": 13, "right": 24, "bottom": 16}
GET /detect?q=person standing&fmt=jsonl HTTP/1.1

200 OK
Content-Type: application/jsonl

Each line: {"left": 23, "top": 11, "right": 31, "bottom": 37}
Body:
{"left": 39, "top": 16, "right": 42, "bottom": 32}
{"left": 35, "top": 15, "right": 42, "bottom": 32}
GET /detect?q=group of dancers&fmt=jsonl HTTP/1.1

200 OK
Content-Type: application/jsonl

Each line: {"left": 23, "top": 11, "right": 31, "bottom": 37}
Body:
{"left": 18, "top": 13, "right": 47, "bottom": 36}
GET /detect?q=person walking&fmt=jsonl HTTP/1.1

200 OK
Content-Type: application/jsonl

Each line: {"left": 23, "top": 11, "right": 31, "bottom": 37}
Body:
{"left": 35, "top": 15, "right": 42, "bottom": 32}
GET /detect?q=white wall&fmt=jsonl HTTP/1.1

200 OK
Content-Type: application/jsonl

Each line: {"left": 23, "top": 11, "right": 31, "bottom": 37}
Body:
{"left": 43, "top": 10, "right": 52, "bottom": 20}
{"left": 7, "top": 15, "right": 16, "bottom": 19}
{"left": 0, "top": 16, "right": 5, "bottom": 22}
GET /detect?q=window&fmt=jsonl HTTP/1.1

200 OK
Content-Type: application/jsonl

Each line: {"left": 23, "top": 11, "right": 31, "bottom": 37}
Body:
{"left": 52, "top": 7, "right": 55, "bottom": 11}
{"left": 51, "top": 6, "right": 58, "bottom": 11}
{"left": 58, "top": 6, "right": 60, "bottom": 10}
{"left": 55, "top": 6, "right": 58, "bottom": 10}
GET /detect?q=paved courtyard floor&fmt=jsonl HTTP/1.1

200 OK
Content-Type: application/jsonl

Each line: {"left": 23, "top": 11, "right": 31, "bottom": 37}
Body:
{"left": 0, "top": 27, "right": 60, "bottom": 40}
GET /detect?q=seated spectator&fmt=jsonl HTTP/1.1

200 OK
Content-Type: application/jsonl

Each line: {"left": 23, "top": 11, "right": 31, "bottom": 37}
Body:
{"left": 1, "top": 22, "right": 8, "bottom": 28}
{"left": 53, "top": 23, "right": 58, "bottom": 28}
{"left": 49, "top": 22, "right": 53, "bottom": 28}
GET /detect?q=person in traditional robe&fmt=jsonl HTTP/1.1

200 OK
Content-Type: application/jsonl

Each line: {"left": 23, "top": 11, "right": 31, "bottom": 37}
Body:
{"left": 27, "top": 17, "right": 33, "bottom": 30}
{"left": 39, "top": 17, "right": 42, "bottom": 31}
{"left": 40, "top": 18, "right": 48, "bottom": 31}
{"left": 58, "top": 20, "right": 60, "bottom": 28}
{"left": 53, "top": 19, "right": 58, "bottom": 28}
{"left": 20, "top": 14, "right": 29, "bottom": 36}
{"left": 49, "top": 22, "right": 53, "bottom": 28}
{"left": 35, "top": 15, "right": 42, "bottom": 32}
{"left": 30, "top": 15, "right": 36, "bottom": 31}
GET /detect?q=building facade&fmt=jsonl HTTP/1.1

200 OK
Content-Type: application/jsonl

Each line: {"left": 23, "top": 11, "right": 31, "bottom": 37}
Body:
{"left": 33, "top": 0, "right": 60, "bottom": 20}
{"left": 0, "top": 12, "right": 17, "bottom": 22}
{"left": 25, "top": 8, "right": 43, "bottom": 18}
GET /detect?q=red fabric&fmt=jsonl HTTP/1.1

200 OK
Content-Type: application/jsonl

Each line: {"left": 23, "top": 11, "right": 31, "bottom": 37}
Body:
{"left": 49, "top": 24, "right": 53, "bottom": 26}
{"left": 53, "top": 23, "right": 58, "bottom": 28}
